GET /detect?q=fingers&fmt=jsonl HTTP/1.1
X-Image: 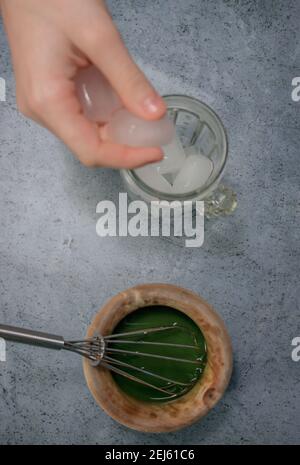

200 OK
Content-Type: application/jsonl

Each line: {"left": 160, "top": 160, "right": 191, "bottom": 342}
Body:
{"left": 68, "top": 7, "right": 166, "bottom": 121}
{"left": 94, "top": 142, "right": 163, "bottom": 169}
{"left": 22, "top": 77, "right": 163, "bottom": 168}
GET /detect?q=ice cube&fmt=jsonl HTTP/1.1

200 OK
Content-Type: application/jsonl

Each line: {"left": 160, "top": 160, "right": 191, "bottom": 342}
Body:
{"left": 172, "top": 154, "right": 214, "bottom": 194}
{"left": 175, "top": 111, "right": 200, "bottom": 147}
{"left": 153, "top": 134, "right": 186, "bottom": 175}
{"left": 196, "top": 124, "right": 216, "bottom": 156}
{"left": 75, "top": 66, "right": 122, "bottom": 122}
{"left": 76, "top": 65, "right": 175, "bottom": 148}
{"left": 107, "top": 110, "right": 175, "bottom": 147}
{"left": 134, "top": 165, "right": 173, "bottom": 193}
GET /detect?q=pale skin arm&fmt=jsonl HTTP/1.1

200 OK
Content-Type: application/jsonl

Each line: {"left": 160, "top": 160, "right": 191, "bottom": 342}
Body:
{"left": 0, "top": 0, "right": 165, "bottom": 168}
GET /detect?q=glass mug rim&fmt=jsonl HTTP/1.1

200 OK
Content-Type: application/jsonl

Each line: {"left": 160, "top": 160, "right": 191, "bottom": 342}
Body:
{"left": 123, "top": 94, "right": 229, "bottom": 201}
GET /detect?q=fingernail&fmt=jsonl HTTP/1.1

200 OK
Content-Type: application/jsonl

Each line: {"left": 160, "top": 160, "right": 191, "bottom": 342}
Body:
{"left": 143, "top": 95, "right": 164, "bottom": 114}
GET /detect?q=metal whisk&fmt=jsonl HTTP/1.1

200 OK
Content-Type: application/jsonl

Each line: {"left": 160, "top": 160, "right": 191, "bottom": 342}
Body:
{"left": 0, "top": 323, "right": 205, "bottom": 400}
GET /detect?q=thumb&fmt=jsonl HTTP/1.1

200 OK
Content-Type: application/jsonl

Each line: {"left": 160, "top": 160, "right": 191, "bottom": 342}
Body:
{"left": 73, "top": 9, "right": 166, "bottom": 120}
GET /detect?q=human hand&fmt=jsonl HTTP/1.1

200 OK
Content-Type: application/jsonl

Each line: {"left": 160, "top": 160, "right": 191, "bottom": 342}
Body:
{"left": 1, "top": 0, "right": 166, "bottom": 168}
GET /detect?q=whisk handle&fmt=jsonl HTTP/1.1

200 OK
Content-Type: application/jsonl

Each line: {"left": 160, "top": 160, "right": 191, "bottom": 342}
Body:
{"left": 0, "top": 324, "right": 64, "bottom": 350}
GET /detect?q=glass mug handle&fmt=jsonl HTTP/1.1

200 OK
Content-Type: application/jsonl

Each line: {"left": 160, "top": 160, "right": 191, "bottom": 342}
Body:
{"left": 204, "top": 184, "right": 237, "bottom": 218}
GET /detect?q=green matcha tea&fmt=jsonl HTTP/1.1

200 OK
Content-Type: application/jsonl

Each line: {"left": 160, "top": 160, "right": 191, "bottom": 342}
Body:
{"left": 110, "top": 305, "right": 207, "bottom": 402}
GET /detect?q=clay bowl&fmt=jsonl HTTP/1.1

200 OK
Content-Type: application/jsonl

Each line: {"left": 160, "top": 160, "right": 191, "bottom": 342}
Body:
{"left": 83, "top": 284, "right": 232, "bottom": 433}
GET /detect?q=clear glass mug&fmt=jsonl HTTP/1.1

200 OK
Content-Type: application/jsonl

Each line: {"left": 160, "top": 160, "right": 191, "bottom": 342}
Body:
{"left": 120, "top": 95, "right": 237, "bottom": 218}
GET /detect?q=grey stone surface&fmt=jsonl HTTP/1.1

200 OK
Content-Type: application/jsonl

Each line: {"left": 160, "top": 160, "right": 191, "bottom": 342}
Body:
{"left": 0, "top": 0, "right": 299, "bottom": 445}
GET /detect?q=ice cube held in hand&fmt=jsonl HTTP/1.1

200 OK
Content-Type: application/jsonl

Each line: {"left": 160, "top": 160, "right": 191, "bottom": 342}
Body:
{"left": 107, "top": 109, "right": 175, "bottom": 147}
{"left": 75, "top": 65, "right": 175, "bottom": 148}
{"left": 153, "top": 134, "right": 186, "bottom": 175}
{"left": 134, "top": 165, "right": 173, "bottom": 193}
{"left": 173, "top": 154, "right": 214, "bottom": 194}
{"left": 75, "top": 66, "right": 122, "bottom": 122}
